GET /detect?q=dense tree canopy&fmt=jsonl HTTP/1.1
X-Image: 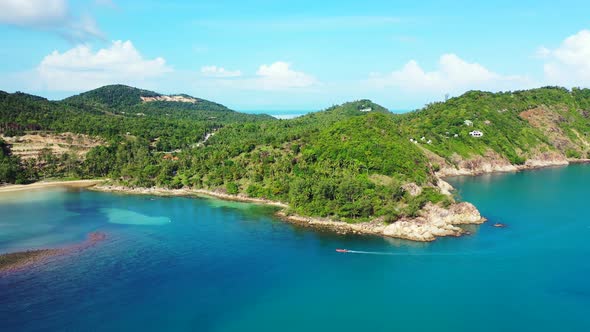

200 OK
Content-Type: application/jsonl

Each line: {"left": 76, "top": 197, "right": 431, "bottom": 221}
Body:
{"left": 2, "top": 85, "right": 590, "bottom": 222}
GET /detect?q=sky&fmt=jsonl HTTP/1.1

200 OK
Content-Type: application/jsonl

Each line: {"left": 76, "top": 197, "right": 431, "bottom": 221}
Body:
{"left": 1, "top": 0, "right": 590, "bottom": 111}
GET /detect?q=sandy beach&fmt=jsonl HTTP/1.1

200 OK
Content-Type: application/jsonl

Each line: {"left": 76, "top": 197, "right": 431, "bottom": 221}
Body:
{"left": 0, "top": 180, "right": 104, "bottom": 193}
{"left": 91, "top": 184, "right": 289, "bottom": 208}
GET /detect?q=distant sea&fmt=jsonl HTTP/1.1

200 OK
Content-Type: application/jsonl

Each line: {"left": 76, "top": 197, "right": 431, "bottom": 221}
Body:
{"left": 239, "top": 110, "right": 312, "bottom": 119}
{"left": 240, "top": 109, "right": 411, "bottom": 119}
{"left": 1, "top": 164, "right": 589, "bottom": 331}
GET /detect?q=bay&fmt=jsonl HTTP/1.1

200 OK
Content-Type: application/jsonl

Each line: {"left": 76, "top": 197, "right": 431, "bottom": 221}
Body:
{"left": 1, "top": 164, "right": 589, "bottom": 331}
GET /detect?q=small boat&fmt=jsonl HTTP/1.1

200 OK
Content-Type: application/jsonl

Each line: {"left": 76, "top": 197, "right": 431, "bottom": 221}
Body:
{"left": 335, "top": 249, "right": 349, "bottom": 253}
{"left": 493, "top": 223, "right": 506, "bottom": 228}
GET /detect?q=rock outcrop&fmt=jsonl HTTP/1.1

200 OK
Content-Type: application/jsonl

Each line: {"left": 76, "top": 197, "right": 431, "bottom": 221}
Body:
{"left": 437, "top": 179, "right": 454, "bottom": 196}
{"left": 281, "top": 202, "right": 485, "bottom": 242}
{"left": 523, "top": 151, "right": 568, "bottom": 168}
{"left": 436, "top": 151, "right": 517, "bottom": 176}
{"left": 436, "top": 150, "right": 570, "bottom": 177}
{"left": 519, "top": 106, "right": 581, "bottom": 153}
{"left": 382, "top": 202, "right": 485, "bottom": 241}
{"left": 401, "top": 182, "right": 422, "bottom": 196}
{"left": 140, "top": 95, "right": 198, "bottom": 103}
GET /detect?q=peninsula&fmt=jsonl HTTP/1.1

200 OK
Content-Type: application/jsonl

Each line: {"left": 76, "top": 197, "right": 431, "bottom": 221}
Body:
{"left": 2, "top": 85, "right": 590, "bottom": 241}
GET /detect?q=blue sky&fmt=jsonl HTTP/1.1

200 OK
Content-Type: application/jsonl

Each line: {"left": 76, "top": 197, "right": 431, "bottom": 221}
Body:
{"left": 1, "top": 0, "right": 590, "bottom": 111}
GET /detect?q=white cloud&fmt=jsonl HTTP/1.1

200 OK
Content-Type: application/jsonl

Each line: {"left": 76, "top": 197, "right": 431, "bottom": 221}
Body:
{"left": 34, "top": 40, "right": 171, "bottom": 91}
{"left": 198, "top": 61, "right": 317, "bottom": 91}
{"left": 0, "top": 0, "right": 103, "bottom": 41}
{"left": 254, "top": 61, "right": 317, "bottom": 90}
{"left": 541, "top": 30, "right": 590, "bottom": 87}
{"left": 0, "top": 0, "right": 67, "bottom": 26}
{"left": 200, "top": 65, "right": 241, "bottom": 78}
{"left": 368, "top": 54, "right": 530, "bottom": 94}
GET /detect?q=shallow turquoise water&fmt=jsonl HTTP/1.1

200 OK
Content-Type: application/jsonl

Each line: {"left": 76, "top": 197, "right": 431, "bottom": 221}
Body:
{"left": 1, "top": 165, "right": 589, "bottom": 331}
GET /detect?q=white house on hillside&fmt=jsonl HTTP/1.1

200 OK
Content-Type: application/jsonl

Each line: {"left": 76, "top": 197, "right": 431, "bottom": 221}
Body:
{"left": 469, "top": 130, "right": 483, "bottom": 137}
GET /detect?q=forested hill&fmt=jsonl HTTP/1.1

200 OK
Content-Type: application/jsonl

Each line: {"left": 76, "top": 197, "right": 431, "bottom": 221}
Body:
{"left": 64, "top": 85, "right": 163, "bottom": 108}
{"left": 1, "top": 85, "right": 590, "bottom": 223}
{"left": 397, "top": 87, "right": 590, "bottom": 166}
{"left": 0, "top": 85, "right": 271, "bottom": 149}
{"left": 62, "top": 85, "right": 236, "bottom": 116}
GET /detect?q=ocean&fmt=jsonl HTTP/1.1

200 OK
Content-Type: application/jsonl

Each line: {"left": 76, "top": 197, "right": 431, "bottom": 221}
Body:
{"left": 239, "top": 109, "right": 411, "bottom": 119}
{"left": 1, "top": 164, "right": 589, "bottom": 331}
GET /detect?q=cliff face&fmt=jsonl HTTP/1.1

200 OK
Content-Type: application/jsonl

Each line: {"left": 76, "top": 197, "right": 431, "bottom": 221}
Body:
{"left": 436, "top": 151, "right": 517, "bottom": 177}
{"left": 519, "top": 106, "right": 579, "bottom": 153}
{"left": 436, "top": 150, "right": 569, "bottom": 177}
{"left": 522, "top": 151, "right": 569, "bottom": 168}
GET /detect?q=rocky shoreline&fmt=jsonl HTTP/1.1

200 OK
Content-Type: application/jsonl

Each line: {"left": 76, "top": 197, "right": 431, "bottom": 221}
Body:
{"left": 436, "top": 152, "right": 572, "bottom": 177}
{"left": 5, "top": 158, "right": 588, "bottom": 243}
{"left": 92, "top": 184, "right": 485, "bottom": 242}
{"left": 278, "top": 202, "right": 485, "bottom": 242}
{"left": 91, "top": 156, "right": 590, "bottom": 242}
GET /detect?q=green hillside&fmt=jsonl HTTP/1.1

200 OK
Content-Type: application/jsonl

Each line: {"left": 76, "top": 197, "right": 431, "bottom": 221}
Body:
{"left": 63, "top": 84, "right": 161, "bottom": 108}
{"left": 0, "top": 85, "right": 270, "bottom": 150}
{"left": 398, "top": 87, "right": 590, "bottom": 164}
{"left": 2, "top": 85, "right": 590, "bottom": 223}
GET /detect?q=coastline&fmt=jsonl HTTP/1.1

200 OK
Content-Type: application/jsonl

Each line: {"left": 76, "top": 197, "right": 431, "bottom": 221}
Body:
{"left": 568, "top": 158, "right": 590, "bottom": 164}
{"left": 91, "top": 184, "right": 485, "bottom": 242}
{"left": 436, "top": 156, "right": 576, "bottom": 178}
{"left": 92, "top": 158, "right": 587, "bottom": 241}
{"left": 90, "top": 185, "right": 288, "bottom": 208}
{"left": 2, "top": 158, "right": 587, "bottom": 244}
{"left": 0, "top": 180, "right": 104, "bottom": 193}
{"left": 278, "top": 202, "right": 486, "bottom": 242}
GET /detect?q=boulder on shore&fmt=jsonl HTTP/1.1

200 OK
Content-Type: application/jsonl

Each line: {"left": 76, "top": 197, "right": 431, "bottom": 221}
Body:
{"left": 282, "top": 202, "right": 486, "bottom": 242}
{"left": 382, "top": 202, "right": 485, "bottom": 241}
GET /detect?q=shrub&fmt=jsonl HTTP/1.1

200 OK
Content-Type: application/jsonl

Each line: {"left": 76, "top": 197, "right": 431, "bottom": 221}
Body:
{"left": 566, "top": 149, "right": 581, "bottom": 159}
{"left": 226, "top": 182, "right": 239, "bottom": 195}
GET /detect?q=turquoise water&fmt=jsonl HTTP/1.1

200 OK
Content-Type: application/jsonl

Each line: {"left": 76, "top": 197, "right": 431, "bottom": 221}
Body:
{"left": 1, "top": 165, "right": 589, "bottom": 331}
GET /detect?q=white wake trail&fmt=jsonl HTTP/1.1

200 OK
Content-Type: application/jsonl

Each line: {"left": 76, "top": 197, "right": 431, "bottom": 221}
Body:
{"left": 342, "top": 250, "right": 472, "bottom": 256}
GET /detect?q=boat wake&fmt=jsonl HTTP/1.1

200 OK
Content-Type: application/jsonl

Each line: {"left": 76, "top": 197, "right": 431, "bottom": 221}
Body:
{"left": 345, "top": 250, "right": 404, "bottom": 255}
{"left": 336, "top": 249, "right": 470, "bottom": 256}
